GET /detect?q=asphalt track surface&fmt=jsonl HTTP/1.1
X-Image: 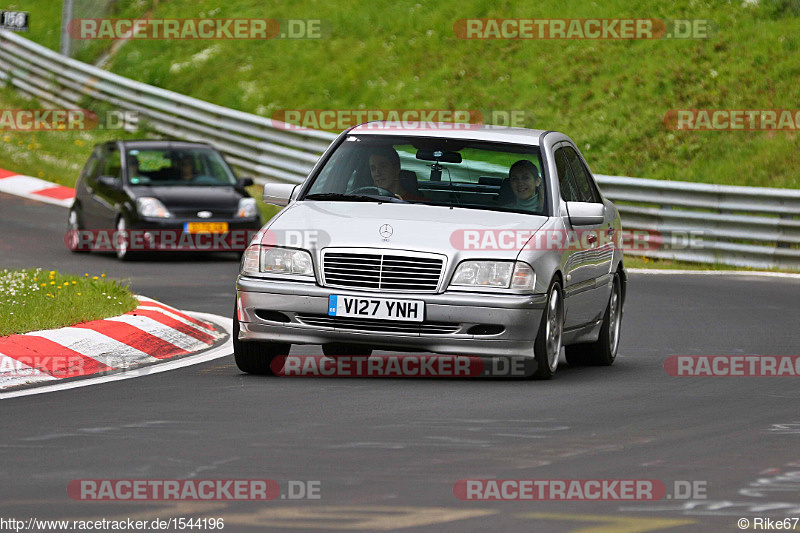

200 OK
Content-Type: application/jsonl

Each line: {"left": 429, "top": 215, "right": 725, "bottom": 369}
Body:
{"left": 2, "top": 191, "right": 800, "bottom": 532}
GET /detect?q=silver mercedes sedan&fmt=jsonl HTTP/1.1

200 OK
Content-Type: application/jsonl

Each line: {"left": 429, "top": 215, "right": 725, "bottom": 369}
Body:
{"left": 234, "top": 122, "right": 626, "bottom": 379}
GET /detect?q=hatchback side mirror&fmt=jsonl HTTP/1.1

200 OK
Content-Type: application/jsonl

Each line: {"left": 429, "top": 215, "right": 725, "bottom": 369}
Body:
{"left": 238, "top": 177, "right": 255, "bottom": 188}
{"left": 97, "top": 175, "right": 121, "bottom": 190}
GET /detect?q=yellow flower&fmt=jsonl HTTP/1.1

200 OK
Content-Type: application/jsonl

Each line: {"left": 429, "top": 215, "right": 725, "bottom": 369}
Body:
{"left": 93, "top": 276, "right": 99, "bottom": 280}
{"left": 74, "top": 139, "right": 85, "bottom": 146}
{"left": 101, "top": 273, "right": 106, "bottom": 278}
{"left": 40, "top": 283, "right": 46, "bottom": 287}
{"left": 50, "top": 281, "right": 55, "bottom": 285}
{"left": 2, "top": 135, "right": 9, "bottom": 142}
{"left": 50, "top": 271, "right": 55, "bottom": 275}
{"left": 72, "top": 281, "right": 77, "bottom": 285}
{"left": 77, "top": 292, "right": 82, "bottom": 296}
{"left": 63, "top": 282, "right": 69, "bottom": 286}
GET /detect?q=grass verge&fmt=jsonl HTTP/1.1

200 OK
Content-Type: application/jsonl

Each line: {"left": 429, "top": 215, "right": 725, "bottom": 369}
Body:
{"left": 623, "top": 254, "right": 798, "bottom": 274}
{"left": 0, "top": 268, "right": 139, "bottom": 336}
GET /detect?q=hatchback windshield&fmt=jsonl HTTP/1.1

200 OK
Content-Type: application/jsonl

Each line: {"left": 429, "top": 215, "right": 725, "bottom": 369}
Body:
{"left": 303, "top": 135, "right": 547, "bottom": 215}
{"left": 126, "top": 148, "right": 237, "bottom": 186}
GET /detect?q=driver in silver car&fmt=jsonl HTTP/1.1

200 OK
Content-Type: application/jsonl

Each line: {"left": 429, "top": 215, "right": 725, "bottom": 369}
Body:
{"left": 507, "top": 159, "right": 544, "bottom": 212}
{"left": 368, "top": 148, "right": 426, "bottom": 201}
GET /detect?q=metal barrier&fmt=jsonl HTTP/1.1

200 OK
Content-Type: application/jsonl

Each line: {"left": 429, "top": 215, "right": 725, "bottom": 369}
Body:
{"left": 1, "top": 31, "right": 798, "bottom": 270}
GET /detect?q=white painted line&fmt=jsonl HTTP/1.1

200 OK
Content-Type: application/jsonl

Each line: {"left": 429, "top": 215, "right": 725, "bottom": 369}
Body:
{"left": 628, "top": 268, "right": 800, "bottom": 279}
{"left": 135, "top": 303, "right": 219, "bottom": 334}
{"left": 0, "top": 312, "right": 232, "bottom": 400}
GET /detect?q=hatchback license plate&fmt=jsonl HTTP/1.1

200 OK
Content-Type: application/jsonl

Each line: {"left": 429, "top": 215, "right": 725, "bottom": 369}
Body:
{"left": 328, "top": 295, "right": 424, "bottom": 322}
{"left": 184, "top": 222, "right": 228, "bottom": 234}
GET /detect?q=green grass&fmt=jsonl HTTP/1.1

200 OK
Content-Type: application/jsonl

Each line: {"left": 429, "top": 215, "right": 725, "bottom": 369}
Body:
{"left": 38, "top": 0, "right": 800, "bottom": 189}
{"left": 0, "top": 268, "right": 139, "bottom": 336}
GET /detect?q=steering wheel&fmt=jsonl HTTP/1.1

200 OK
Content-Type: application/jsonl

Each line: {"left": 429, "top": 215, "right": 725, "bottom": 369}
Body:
{"left": 349, "top": 186, "right": 399, "bottom": 198}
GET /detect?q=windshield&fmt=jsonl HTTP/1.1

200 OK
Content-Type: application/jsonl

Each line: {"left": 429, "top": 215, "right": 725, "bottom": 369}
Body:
{"left": 303, "top": 135, "right": 547, "bottom": 215}
{"left": 126, "top": 148, "right": 237, "bottom": 186}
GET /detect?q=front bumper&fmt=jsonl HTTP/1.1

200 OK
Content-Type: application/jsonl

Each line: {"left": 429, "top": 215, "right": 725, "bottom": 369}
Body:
{"left": 130, "top": 218, "right": 261, "bottom": 252}
{"left": 236, "top": 276, "right": 547, "bottom": 357}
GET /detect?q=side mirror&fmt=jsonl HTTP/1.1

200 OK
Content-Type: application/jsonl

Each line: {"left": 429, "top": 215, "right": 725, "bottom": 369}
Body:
{"left": 97, "top": 175, "right": 121, "bottom": 190}
{"left": 238, "top": 177, "right": 255, "bottom": 188}
{"left": 566, "top": 202, "right": 604, "bottom": 226}
{"left": 262, "top": 183, "right": 296, "bottom": 206}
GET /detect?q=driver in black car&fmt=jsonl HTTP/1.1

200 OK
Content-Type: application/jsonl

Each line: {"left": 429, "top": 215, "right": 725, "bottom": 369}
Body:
{"left": 368, "top": 147, "right": 425, "bottom": 201}
{"left": 179, "top": 156, "right": 195, "bottom": 182}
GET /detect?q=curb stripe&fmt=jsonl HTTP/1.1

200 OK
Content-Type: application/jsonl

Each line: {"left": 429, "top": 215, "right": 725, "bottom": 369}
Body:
{"left": 136, "top": 304, "right": 218, "bottom": 334}
{"left": 136, "top": 298, "right": 218, "bottom": 331}
{"left": 104, "top": 315, "right": 213, "bottom": 352}
{"left": 0, "top": 336, "right": 112, "bottom": 378}
{"left": 73, "top": 320, "right": 189, "bottom": 360}
{"left": 33, "top": 327, "right": 158, "bottom": 368}
{"left": 0, "top": 169, "right": 18, "bottom": 179}
{"left": 30, "top": 185, "right": 76, "bottom": 200}
{"left": 127, "top": 309, "right": 216, "bottom": 344}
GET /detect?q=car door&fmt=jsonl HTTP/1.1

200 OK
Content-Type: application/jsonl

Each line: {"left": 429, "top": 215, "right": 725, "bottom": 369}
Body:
{"left": 560, "top": 143, "right": 614, "bottom": 325}
{"left": 93, "top": 145, "right": 125, "bottom": 228}
{"left": 75, "top": 147, "right": 103, "bottom": 228}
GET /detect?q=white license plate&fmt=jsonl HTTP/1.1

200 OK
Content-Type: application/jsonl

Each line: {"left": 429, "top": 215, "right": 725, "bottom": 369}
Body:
{"left": 328, "top": 295, "right": 424, "bottom": 322}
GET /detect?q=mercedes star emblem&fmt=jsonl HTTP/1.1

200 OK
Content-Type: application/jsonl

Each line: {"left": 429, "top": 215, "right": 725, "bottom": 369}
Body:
{"left": 379, "top": 224, "right": 393, "bottom": 239}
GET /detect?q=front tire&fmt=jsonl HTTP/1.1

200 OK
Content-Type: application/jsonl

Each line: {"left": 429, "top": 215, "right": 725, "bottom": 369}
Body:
{"left": 532, "top": 279, "right": 564, "bottom": 380}
{"left": 233, "top": 308, "right": 290, "bottom": 375}
{"left": 66, "top": 206, "right": 89, "bottom": 253}
{"left": 115, "top": 216, "right": 136, "bottom": 261}
{"left": 565, "top": 273, "right": 623, "bottom": 367}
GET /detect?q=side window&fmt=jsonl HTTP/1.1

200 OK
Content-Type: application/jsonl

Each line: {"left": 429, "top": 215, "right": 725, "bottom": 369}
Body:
{"left": 80, "top": 147, "right": 103, "bottom": 187}
{"left": 564, "top": 146, "right": 600, "bottom": 203}
{"left": 102, "top": 148, "right": 122, "bottom": 181}
{"left": 555, "top": 148, "right": 580, "bottom": 202}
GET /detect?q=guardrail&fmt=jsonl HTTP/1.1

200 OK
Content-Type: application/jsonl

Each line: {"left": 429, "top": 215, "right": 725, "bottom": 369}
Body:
{"left": 0, "top": 30, "right": 336, "bottom": 185}
{"left": 1, "top": 31, "right": 798, "bottom": 270}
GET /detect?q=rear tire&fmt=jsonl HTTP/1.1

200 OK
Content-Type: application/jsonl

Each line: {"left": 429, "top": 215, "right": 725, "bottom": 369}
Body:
{"left": 565, "top": 274, "right": 622, "bottom": 367}
{"left": 532, "top": 279, "right": 564, "bottom": 380}
{"left": 233, "top": 308, "right": 290, "bottom": 375}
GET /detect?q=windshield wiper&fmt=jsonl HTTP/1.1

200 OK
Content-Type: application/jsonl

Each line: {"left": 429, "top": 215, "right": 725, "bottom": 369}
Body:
{"left": 304, "top": 193, "right": 405, "bottom": 203}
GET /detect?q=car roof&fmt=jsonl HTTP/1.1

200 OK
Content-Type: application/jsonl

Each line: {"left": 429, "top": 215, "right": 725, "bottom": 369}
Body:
{"left": 105, "top": 139, "right": 216, "bottom": 150}
{"left": 348, "top": 122, "right": 552, "bottom": 146}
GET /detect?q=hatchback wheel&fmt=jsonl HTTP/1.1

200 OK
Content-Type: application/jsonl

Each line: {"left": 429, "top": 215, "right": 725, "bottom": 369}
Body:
{"left": 66, "top": 207, "right": 89, "bottom": 253}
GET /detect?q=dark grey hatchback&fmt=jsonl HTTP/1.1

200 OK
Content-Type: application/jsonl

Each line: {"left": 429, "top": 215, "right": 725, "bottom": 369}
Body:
{"left": 67, "top": 140, "right": 262, "bottom": 260}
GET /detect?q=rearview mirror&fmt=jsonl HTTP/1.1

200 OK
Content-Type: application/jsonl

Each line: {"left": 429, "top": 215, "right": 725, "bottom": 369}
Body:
{"left": 262, "top": 183, "right": 296, "bottom": 206}
{"left": 416, "top": 150, "right": 462, "bottom": 164}
{"left": 566, "top": 202, "right": 604, "bottom": 226}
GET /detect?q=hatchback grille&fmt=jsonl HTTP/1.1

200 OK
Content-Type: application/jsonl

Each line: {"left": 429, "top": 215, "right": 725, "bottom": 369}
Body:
{"left": 295, "top": 314, "right": 461, "bottom": 335}
{"left": 323, "top": 251, "right": 444, "bottom": 292}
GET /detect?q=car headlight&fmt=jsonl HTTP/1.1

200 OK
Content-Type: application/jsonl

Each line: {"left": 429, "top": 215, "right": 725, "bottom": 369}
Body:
{"left": 136, "top": 197, "right": 171, "bottom": 218}
{"left": 236, "top": 198, "right": 258, "bottom": 218}
{"left": 240, "top": 245, "right": 314, "bottom": 278}
{"left": 449, "top": 260, "right": 535, "bottom": 291}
